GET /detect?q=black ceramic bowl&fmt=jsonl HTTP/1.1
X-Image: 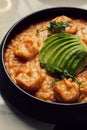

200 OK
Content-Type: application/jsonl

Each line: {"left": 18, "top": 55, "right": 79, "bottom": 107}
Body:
{"left": 1, "top": 7, "right": 87, "bottom": 124}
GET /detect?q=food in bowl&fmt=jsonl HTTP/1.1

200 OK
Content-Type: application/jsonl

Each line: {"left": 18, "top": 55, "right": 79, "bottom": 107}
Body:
{"left": 4, "top": 15, "right": 87, "bottom": 103}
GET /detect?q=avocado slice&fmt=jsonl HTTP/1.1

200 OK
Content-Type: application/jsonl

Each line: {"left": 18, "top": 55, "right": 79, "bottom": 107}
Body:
{"left": 39, "top": 33, "right": 76, "bottom": 60}
{"left": 39, "top": 35, "right": 73, "bottom": 61}
{"left": 39, "top": 33, "right": 87, "bottom": 78}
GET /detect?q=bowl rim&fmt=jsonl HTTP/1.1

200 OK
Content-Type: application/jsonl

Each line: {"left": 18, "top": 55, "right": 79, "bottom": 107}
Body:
{"left": 1, "top": 7, "right": 87, "bottom": 107}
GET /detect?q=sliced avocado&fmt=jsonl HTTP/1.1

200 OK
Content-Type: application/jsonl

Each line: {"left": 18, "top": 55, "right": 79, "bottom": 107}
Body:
{"left": 53, "top": 42, "right": 79, "bottom": 67}
{"left": 39, "top": 33, "right": 87, "bottom": 78}
{"left": 69, "top": 52, "right": 87, "bottom": 74}
{"left": 41, "top": 39, "right": 77, "bottom": 64}
{"left": 57, "top": 47, "right": 80, "bottom": 70}
{"left": 39, "top": 34, "right": 74, "bottom": 61}
{"left": 75, "top": 56, "right": 87, "bottom": 73}
{"left": 39, "top": 38, "right": 69, "bottom": 63}
{"left": 62, "top": 49, "right": 80, "bottom": 70}
{"left": 47, "top": 40, "right": 79, "bottom": 65}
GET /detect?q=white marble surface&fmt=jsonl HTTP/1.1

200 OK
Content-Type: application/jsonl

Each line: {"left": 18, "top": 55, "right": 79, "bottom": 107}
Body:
{"left": 0, "top": 0, "right": 87, "bottom": 130}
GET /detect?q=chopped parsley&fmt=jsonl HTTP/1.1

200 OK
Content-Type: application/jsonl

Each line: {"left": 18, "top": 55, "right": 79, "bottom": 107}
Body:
{"left": 76, "top": 80, "right": 82, "bottom": 87}
{"left": 50, "top": 80, "right": 56, "bottom": 88}
{"left": 36, "top": 21, "right": 69, "bottom": 34}
{"left": 47, "top": 21, "right": 69, "bottom": 33}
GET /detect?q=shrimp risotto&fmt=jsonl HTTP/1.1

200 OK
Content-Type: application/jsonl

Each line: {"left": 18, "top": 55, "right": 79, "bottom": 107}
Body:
{"left": 4, "top": 15, "right": 87, "bottom": 103}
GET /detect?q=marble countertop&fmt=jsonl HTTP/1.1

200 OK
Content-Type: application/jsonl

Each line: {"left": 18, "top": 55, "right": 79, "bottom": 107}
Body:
{"left": 0, "top": 0, "right": 87, "bottom": 130}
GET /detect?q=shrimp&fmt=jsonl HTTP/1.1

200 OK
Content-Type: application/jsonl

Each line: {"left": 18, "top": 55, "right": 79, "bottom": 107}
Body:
{"left": 77, "top": 70, "right": 87, "bottom": 103}
{"left": 35, "top": 75, "right": 56, "bottom": 102}
{"left": 77, "top": 70, "right": 87, "bottom": 94}
{"left": 15, "top": 39, "right": 38, "bottom": 60}
{"left": 76, "top": 29, "right": 87, "bottom": 44}
{"left": 53, "top": 78, "right": 79, "bottom": 103}
{"left": 52, "top": 15, "right": 78, "bottom": 34}
{"left": 77, "top": 85, "right": 87, "bottom": 103}
{"left": 65, "top": 22, "right": 78, "bottom": 34}
{"left": 52, "top": 15, "right": 72, "bottom": 22}
{"left": 15, "top": 67, "right": 44, "bottom": 91}
{"left": 75, "top": 19, "right": 87, "bottom": 44}
{"left": 78, "top": 93, "right": 87, "bottom": 103}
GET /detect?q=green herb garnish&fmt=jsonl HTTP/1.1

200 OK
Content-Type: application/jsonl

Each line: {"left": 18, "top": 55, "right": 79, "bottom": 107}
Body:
{"left": 47, "top": 21, "right": 69, "bottom": 33}
{"left": 76, "top": 80, "right": 82, "bottom": 86}
{"left": 36, "top": 21, "right": 69, "bottom": 34}
{"left": 36, "top": 28, "right": 47, "bottom": 34}
{"left": 50, "top": 80, "right": 56, "bottom": 88}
